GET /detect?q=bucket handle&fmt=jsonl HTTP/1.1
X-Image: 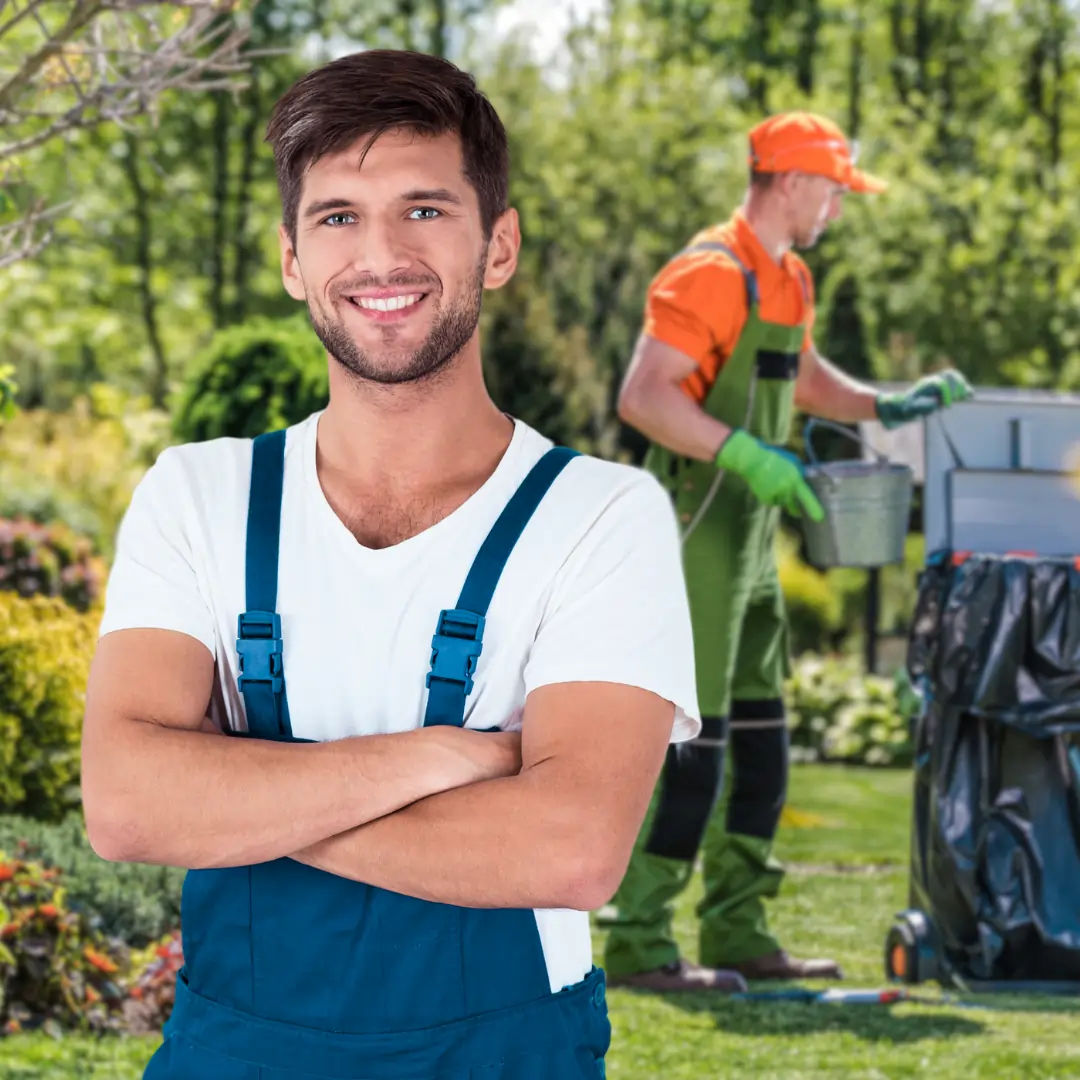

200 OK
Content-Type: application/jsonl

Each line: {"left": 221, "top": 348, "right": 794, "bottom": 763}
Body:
{"left": 804, "top": 417, "right": 891, "bottom": 467}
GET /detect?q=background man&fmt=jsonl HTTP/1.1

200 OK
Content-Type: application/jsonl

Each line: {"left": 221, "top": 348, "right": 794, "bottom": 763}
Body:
{"left": 604, "top": 111, "right": 972, "bottom": 991}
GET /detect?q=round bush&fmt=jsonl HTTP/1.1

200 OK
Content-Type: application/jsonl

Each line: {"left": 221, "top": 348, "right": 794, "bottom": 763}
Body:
{"left": 172, "top": 316, "right": 329, "bottom": 442}
{"left": 0, "top": 592, "right": 98, "bottom": 822}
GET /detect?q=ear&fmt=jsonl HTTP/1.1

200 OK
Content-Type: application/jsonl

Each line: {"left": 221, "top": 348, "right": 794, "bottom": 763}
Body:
{"left": 279, "top": 223, "right": 307, "bottom": 302}
{"left": 483, "top": 207, "right": 520, "bottom": 291}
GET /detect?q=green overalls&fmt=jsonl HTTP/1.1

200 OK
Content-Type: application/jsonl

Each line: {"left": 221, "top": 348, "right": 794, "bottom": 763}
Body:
{"left": 603, "top": 241, "right": 809, "bottom": 975}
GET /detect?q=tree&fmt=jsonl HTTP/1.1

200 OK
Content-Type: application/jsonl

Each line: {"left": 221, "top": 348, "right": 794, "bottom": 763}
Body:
{"left": 0, "top": 0, "right": 262, "bottom": 270}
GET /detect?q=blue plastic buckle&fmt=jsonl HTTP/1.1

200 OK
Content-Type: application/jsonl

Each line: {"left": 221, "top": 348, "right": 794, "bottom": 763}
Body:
{"left": 236, "top": 610, "right": 285, "bottom": 694}
{"left": 426, "top": 608, "right": 485, "bottom": 696}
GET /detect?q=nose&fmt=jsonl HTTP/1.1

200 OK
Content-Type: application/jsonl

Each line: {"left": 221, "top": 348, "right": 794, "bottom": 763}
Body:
{"left": 829, "top": 194, "right": 844, "bottom": 222}
{"left": 353, "top": 216, "right": 412, "bottom": 281}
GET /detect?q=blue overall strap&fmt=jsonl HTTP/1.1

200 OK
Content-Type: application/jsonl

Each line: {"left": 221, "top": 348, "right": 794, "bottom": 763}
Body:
{"left": 680, "top": 241, "right": 760, "bottom": 309}
{"left": 236, "top": 429, "right": 293, "bottom": 739}
{"left": 423, "top": 446, "right": 580, "bottom": 728}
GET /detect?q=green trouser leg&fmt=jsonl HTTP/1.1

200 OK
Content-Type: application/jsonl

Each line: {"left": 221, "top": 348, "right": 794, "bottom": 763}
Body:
{"left": 601, "top": 722, "right": 727, "bottom": 977}
{"left": 600, "top": 823, "right": 694, "bottom": 978}
{"left": 699, "top": 582, "right": 791, "bottom": 967}
{"left": 699, "top": 824, "right": 784, "bottom": 966}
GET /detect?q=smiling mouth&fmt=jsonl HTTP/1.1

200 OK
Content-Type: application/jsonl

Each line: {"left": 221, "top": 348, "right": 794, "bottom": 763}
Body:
{"left": 346, "top": 293, "right": 426, "bottom": 313}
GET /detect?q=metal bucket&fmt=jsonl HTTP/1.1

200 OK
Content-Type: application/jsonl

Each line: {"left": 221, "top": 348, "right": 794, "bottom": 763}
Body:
{"left": 800, "top": 418, "right": 913, "bottom": 569}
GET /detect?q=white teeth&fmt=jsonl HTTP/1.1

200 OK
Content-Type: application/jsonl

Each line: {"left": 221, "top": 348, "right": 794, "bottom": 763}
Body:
{"left": 353, "top": 294, "right": 422, "bottom": 312}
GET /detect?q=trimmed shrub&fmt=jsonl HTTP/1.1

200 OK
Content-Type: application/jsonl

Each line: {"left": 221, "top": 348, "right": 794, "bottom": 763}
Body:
{"left": 0, "top": 592, "right": 98, "bottom": 821}
{"left": 172, "top": 315, "right": 329, "bottom": 442}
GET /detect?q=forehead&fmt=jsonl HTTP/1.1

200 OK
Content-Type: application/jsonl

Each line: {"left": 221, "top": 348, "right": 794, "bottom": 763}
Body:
{"left": 299, "top": 128, "right": 471, "bottom": 207}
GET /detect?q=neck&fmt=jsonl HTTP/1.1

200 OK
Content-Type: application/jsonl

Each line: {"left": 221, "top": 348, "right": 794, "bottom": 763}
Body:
{"left": 316, "top": 335, "right": 513, "bottom": 495}
{"left": 741, "top": 190, "right": 793, "bottom": 264}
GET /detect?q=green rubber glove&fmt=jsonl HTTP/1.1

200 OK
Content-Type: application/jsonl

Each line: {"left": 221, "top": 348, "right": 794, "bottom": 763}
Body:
{"left": 715, "top": 429, "right": 825, "bottom": 522}
{"left": 875, "top": 369, "right": 973, "bottom": 430}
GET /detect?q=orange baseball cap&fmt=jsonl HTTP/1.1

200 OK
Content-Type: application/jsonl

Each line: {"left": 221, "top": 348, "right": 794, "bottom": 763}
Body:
{"left": 748, "top": 111, "right": 887, "bottom": 194}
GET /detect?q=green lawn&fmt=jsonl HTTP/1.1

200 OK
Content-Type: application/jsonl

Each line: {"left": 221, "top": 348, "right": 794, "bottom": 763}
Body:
{"left": 3, "top": 765, "right": 1080, "bottom": 1078}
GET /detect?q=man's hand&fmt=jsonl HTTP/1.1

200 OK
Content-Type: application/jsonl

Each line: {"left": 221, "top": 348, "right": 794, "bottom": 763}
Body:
{"left": 445, "top": 729, "right": 523, "bottom": 782}
{"left": 875, "top": 369, "right": 973, "bottom": 430}
{"left": 715, "top": 429, "right": 825, "bottom": 522}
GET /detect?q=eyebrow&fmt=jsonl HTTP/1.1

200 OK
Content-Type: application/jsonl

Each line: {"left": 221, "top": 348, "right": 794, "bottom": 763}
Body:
{"left": 302, "top": 188, "right": 464, "bottom": 220}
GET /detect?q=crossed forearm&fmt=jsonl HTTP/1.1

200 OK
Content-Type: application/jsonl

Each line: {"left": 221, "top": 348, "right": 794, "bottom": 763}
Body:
{"left": 84, "top": 721, "right": 505, "bottom": 870}
{"left": 292, "top": 763, "right": 610, "bottom": 911}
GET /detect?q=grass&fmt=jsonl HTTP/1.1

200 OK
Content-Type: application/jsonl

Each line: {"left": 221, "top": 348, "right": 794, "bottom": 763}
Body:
{"left": 3, "top": 765, "right": 1080, "bottom": 1078}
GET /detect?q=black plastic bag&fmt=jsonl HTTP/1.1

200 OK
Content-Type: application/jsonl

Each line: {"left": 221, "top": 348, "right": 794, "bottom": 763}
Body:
{"left": 905, "top": 554, "right": 1080, "bottom": 982}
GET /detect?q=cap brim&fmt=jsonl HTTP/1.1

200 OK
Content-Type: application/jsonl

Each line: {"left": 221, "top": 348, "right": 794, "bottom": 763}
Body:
{"left": 848, "top": 168, "right": 888, "bottom": 194}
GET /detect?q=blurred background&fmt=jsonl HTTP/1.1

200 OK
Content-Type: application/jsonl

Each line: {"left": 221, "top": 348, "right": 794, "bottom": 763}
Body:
{"left": 2, "top": 2, "right": 1080, "bottom": 1075}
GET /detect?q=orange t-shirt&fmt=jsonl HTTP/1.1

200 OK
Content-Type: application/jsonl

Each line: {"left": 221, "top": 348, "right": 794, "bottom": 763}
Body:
{"left": 642, "top": 211, "right": 816, "bottom": 404}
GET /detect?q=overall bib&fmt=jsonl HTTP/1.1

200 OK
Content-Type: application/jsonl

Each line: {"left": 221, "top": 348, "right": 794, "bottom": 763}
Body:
{"left": 603, "top": 242, "right": 808, "bottom": 975}
{"left": 145, "top": 433, "right": 610, "bottom": 1079}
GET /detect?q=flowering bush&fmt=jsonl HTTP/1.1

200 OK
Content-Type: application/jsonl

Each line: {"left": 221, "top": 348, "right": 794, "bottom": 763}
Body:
{"left": 785, "top": 653, "right": 915, "bottom": 767}
{"left": 0, "top": 850, "right": 129, "bottom": 1034}
{"left": 121, "top": 930, "right": 183, "bottom": 1034}
{"left": 0, "top": 517, "right": 105, "bottom": 612}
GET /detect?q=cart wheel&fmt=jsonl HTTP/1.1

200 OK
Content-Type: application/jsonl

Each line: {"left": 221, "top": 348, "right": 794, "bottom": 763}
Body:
{"left": 884, "top": 909, "right": 938, "bottom": 985}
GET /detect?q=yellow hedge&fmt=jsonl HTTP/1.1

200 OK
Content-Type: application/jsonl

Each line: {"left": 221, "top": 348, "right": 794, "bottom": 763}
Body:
{"left": 0, "top": 592, "right": 99, "bottom": 821}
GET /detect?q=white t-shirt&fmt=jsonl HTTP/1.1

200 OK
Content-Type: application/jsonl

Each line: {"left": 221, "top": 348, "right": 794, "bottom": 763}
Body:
{"left": 98, "top": 410, "right": 701, "bottom": 994}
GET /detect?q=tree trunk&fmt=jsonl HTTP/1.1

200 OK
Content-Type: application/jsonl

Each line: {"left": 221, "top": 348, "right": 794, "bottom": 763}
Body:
{"left": 209, "top": 87, "right": 232, "bottom": 328}
{"left": 748, "top": 0, "right": 770, "bottom": 112}
{"left": 230, "top": 74, "right": 262, "bottom": 324}
{"left": 429, "top": 0, "right": 447, "bottom": 56}
{"left": 121, "top": 131, "right": 168, "bottom": 408}
{"left": 848, "top": 1, "right": 864, "bottom": 136}
{"left": 797, "top": 0, "right": 821, "bottom": 96}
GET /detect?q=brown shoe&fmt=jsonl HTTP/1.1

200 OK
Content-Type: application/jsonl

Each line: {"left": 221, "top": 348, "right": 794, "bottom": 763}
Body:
{"left": 729, "top": 948, "right": 843, "bottom": 981}
{"left": 608, "top": 959, "right": 748, "bottom": 993}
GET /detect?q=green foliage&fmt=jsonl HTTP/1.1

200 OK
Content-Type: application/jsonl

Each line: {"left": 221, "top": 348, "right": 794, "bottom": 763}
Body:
{"left": 0, "top": 387, "right": 171, "bottom": 560}
{"left": 172, "top": 316, "right": 329, "bottom": 442}
{"left": 0, "top": 852, "right": 129, "bottom": 1035}
{"left": 785, "top": 653, "right": 914, "bottom": 767}
{"left": 0, "top": 519, "right": 106, "bottom": 612}
{"left": 0, "top": 364, "right": 17, "bottom": 425}
{"left": 777, "top": 530, "right": 844, "bottom": 654}
{"left": 777, "top": 528, "right": 926, "bottom": 656}
{"left": 0, "top": 593, "right": 98, "bottom": 823}
{"left": 481, "top": 276, "right": 610, "bottom": 454}
{"left": 0, "top": 816, "right": 182, "bottom": 949}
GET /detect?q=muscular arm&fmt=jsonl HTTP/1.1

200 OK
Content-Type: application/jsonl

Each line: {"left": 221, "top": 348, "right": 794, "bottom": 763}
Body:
{"left": 794, "top": 344, "right": 881, "bottom": 422}
{"left": 617, "top": 334, "right": 730, "bottom": 462}
{"left": 80, "top": 629, "right": 520, "bottom": 870}
{"left": 292, "top": 680, "right": 676, "bottom": 911}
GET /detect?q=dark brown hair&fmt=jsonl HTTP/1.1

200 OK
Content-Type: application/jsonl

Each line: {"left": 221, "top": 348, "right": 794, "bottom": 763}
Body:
{"left": 264, "top": 49, "right": 509, "bottom": 248}
{"left": 749, "top": 169, "right": 779, "bottom": 190}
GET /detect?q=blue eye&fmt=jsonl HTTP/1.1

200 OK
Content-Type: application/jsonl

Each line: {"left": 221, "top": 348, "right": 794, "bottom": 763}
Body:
{"left": 409, "top": 207, "right": 440, "bottom": 220}
{"left": 322, "top": 213, "right": 355, "bottom": 227}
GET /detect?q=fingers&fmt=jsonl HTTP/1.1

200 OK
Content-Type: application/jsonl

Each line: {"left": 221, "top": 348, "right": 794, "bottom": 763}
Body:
{"left": 794, "top": 477, "right": 825, "bottom": 522}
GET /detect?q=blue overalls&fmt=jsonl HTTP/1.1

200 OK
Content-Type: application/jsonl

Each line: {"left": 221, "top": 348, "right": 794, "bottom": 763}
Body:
{"left": 145, "top": 430, "right": 610, "bottom": 1080}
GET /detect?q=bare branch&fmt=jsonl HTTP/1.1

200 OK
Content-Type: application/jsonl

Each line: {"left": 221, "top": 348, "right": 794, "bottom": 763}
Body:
{"left": 0, "top": 196, "right": 71, "bottom": 271}
{"left": 0, "top": 0, "right": 52, "bottom": 44}
{"left": 0, "top": 0, "right": 260, "bottom": 269}
{"left": 0, "top": 0, "right": 105, "bottom": 114}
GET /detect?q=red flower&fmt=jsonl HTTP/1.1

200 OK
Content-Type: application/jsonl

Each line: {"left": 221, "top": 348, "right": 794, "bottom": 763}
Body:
{"left": 83, "top": 947, "right": 118, "bottom": 974}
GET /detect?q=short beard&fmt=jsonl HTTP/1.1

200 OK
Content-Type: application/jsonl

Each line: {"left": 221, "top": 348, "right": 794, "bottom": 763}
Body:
{"left": 308, "top": 251, "right": 488, "bottom": 387}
